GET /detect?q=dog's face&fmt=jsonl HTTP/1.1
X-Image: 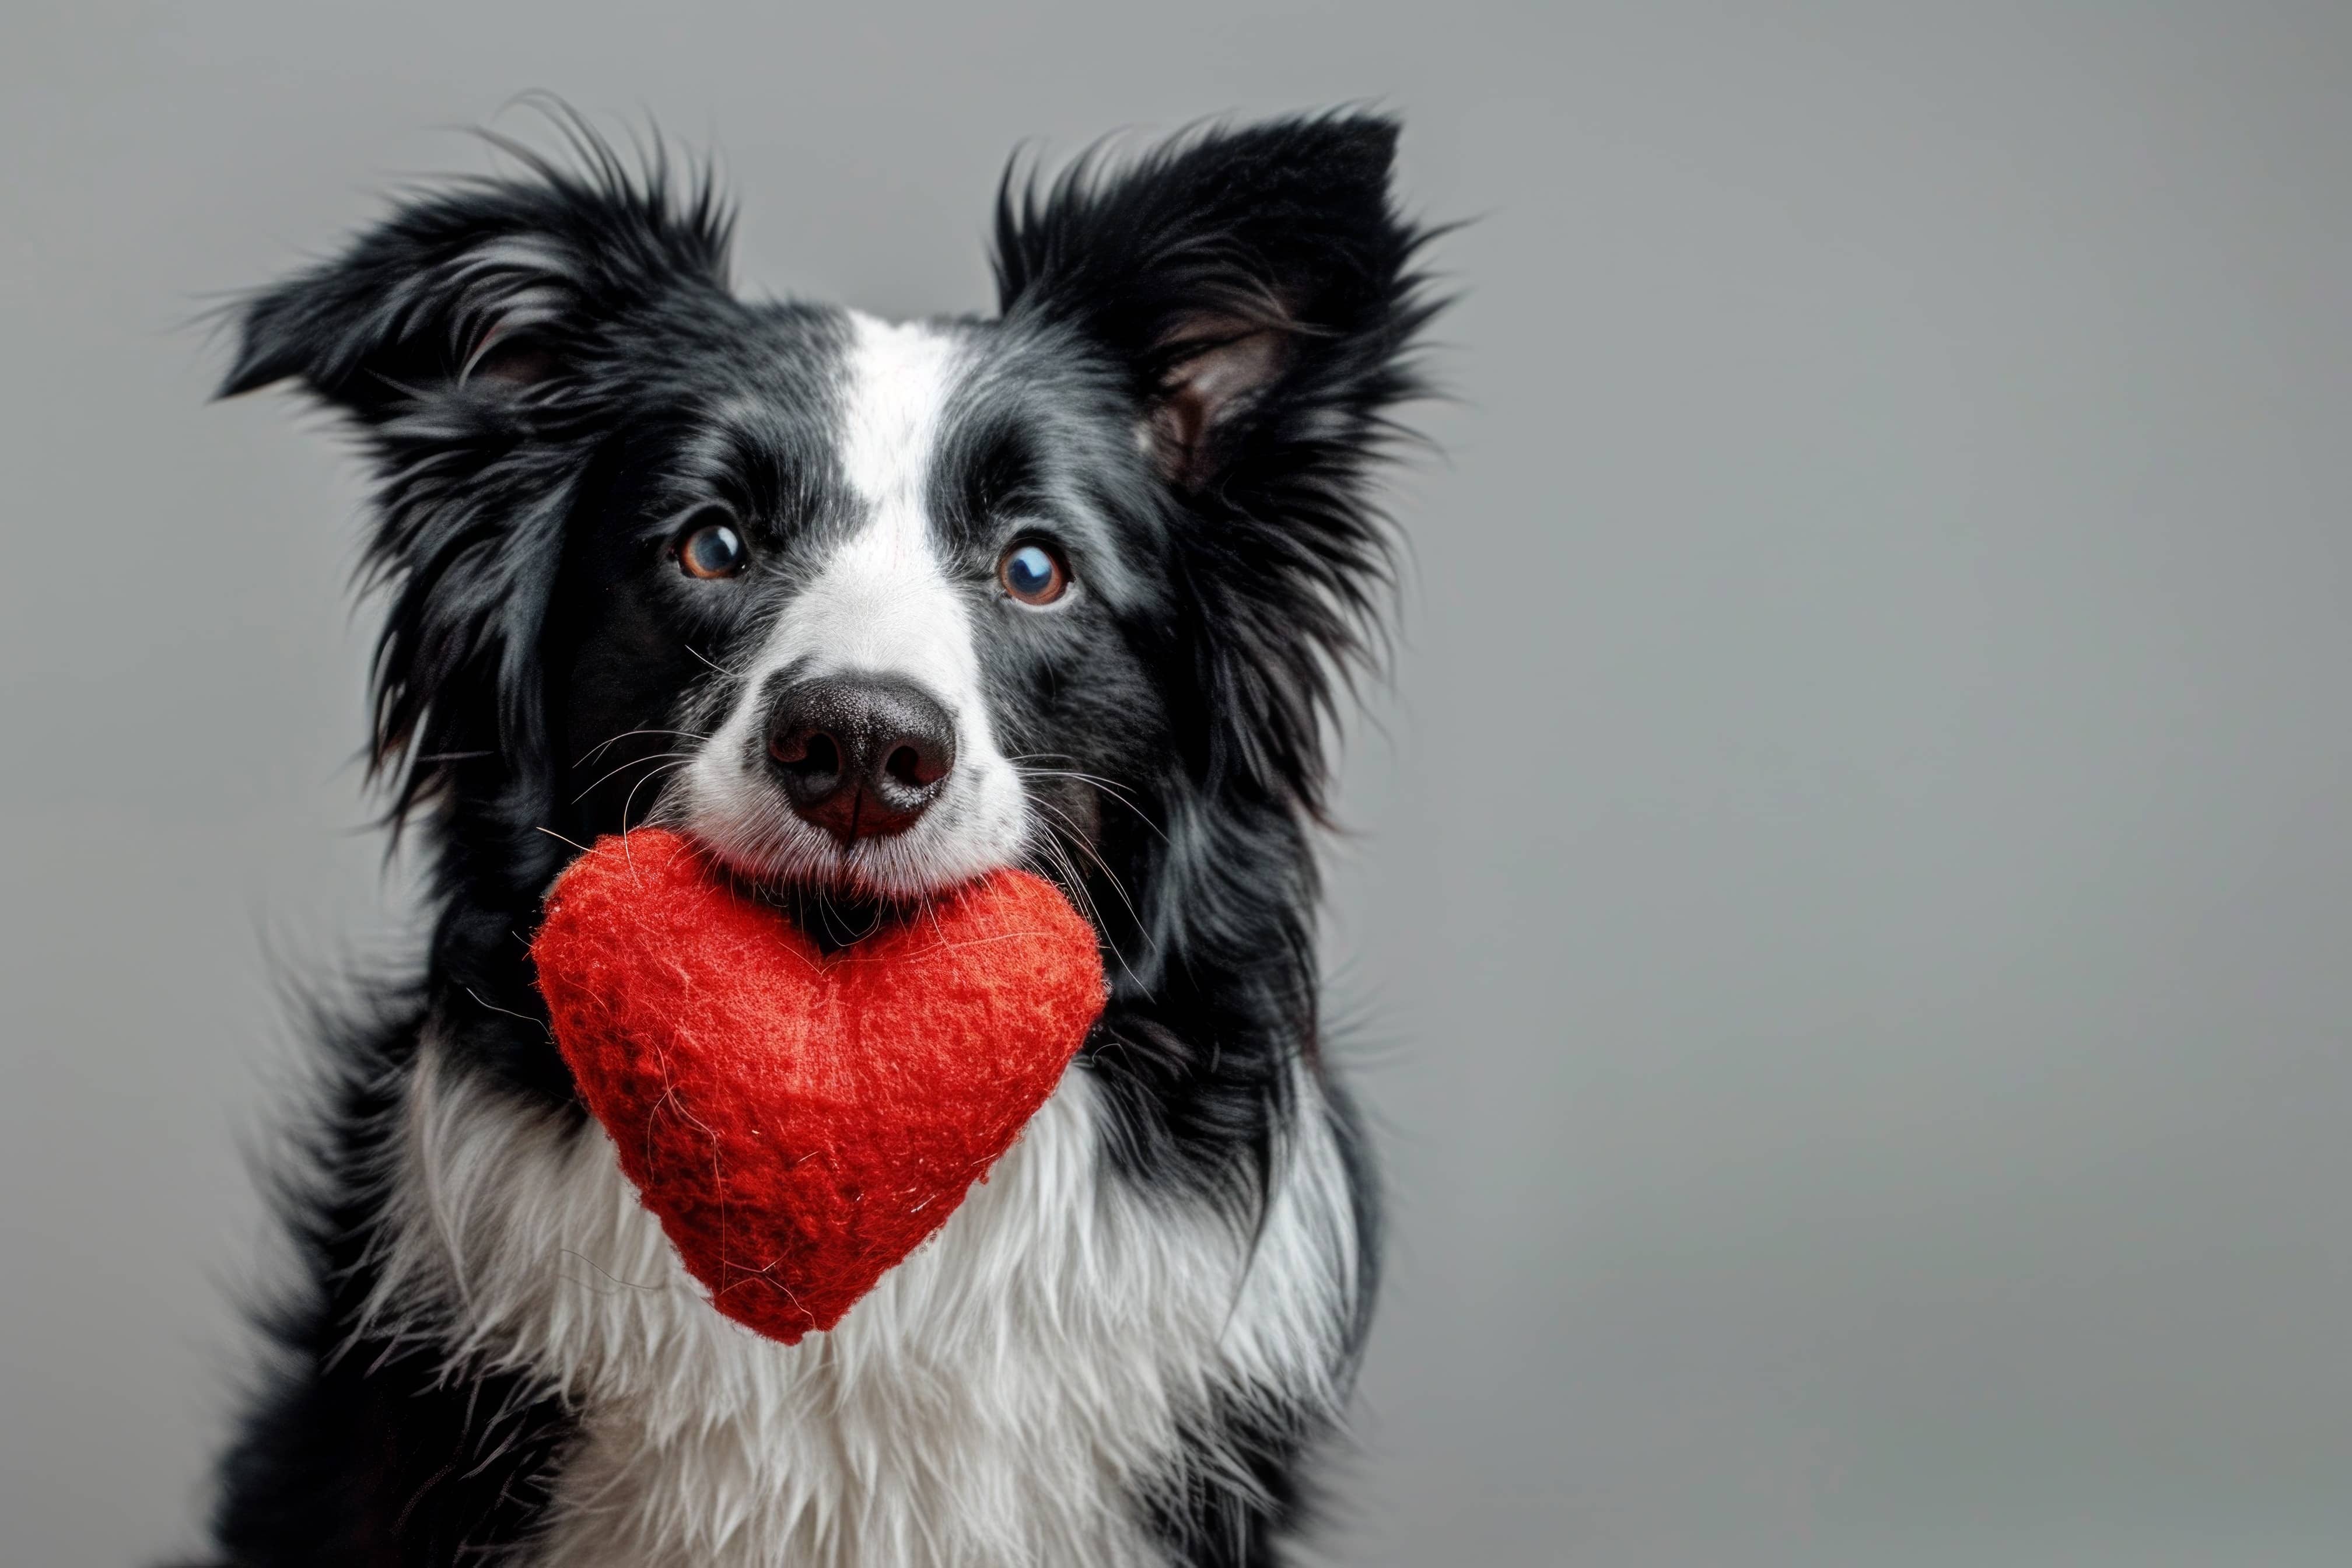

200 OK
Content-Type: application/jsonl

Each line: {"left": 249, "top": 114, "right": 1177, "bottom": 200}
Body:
{"left": 552, "top": 304, "right": 1168, "bottom": 904}
{"left": 223, "top": 114, "right": 1431, "bottom": 942}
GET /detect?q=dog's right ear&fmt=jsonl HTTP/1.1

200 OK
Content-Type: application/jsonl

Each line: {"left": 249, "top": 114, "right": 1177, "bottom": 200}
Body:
{"left": 218, "top": 153, "right": 732, "bottom": 421}
{"left": 217, "top": 149, "right": 736, "bottom": 828}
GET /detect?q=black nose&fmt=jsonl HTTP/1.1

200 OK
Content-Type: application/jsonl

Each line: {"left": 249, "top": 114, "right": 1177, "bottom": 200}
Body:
{"left": 764, "top": 675, "right": 957, "bottom": 844}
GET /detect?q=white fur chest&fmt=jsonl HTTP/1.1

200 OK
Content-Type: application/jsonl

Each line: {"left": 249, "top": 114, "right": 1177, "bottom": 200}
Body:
{"left": 368, "top": 1038, "right": 1356, "bottom": 1567}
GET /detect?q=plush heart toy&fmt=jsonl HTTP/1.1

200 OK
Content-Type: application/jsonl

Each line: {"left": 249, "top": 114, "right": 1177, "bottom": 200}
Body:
{"left": 531, "top": 828, "right": 1107, "bottom": 1343}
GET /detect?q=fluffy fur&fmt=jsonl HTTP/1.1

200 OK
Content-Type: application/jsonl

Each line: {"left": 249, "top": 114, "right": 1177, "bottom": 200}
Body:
{"left": 194, "top": 108, "right": 1440, "bottom": 1566}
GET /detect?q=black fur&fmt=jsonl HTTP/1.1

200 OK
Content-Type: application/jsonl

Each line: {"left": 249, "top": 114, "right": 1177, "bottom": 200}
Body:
{"left": 195, "top": 110, "right": 1439, "bottom": 1566}
{"left": 202, "top": 998, "right": 573, "bottom": 1566}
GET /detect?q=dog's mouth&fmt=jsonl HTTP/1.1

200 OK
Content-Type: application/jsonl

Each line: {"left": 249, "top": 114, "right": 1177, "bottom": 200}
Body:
{"left": 754, "top": 881, "right": 912, "bottom": 954}
{"left": 668, "top": 827, "right": 978, "bottom": 953}
{"left": 653, "top": 743, "right": 1047, "bottom": 927}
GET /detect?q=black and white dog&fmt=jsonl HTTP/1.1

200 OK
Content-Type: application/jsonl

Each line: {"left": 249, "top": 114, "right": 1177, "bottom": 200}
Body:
{"left": 198, "top": 110, "right": 1439, "bottom": 1567}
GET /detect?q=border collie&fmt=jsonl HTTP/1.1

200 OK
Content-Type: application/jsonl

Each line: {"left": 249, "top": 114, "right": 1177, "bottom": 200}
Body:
{"left": 195, "top": 109, "right": 1440, "bottom": 1567}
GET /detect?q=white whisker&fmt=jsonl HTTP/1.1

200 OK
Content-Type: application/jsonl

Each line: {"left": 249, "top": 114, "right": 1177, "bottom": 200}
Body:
{"left": 573, "top": 727, "right": 710, "bottom": 769}
{"left": 572, "top": 751, "right": 696, "bottom": 806}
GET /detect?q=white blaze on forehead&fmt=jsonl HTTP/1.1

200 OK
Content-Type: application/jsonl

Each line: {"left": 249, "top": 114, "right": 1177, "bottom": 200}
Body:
{"left": 839, "top": 310, "right": 960, "bottom": 508}
{"left": 782, "top": 312, "right": 973, "bottom": 690}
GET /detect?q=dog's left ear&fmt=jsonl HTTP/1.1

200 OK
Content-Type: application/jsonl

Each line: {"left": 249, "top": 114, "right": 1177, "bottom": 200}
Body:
{"left": 993, "top": 114, "right": 1442, "bottom": 809}
{"left": 992, "top": 112, "right": 1436, "bottom": 498}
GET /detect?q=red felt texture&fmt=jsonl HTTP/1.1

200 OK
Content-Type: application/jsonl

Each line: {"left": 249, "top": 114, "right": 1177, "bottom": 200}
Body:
{"left": 531, "top": 828, "right": 1107, "bottom": 1344}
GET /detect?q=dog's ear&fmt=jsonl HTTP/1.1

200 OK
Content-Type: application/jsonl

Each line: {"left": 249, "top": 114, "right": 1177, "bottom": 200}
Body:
{"left": 992, "top": 113, "right": 1432, "bottom": 495}
{"left": 219, "top": 150, "right": 735, "bottom": 834}
{"left": 220, "top": 153, "right": 732, "bottom": 417}
{"left": 992, "top": 113, "right": 1442, "bottom": 807}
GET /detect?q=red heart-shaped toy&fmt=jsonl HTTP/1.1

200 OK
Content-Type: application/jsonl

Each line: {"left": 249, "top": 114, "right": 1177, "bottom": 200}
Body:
{"left": 531, "top": 828, "right": 1106, "bottom": 1343}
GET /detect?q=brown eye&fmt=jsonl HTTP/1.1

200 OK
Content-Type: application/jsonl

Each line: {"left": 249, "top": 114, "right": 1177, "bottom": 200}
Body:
{"left": 675, "top": 510, "right": 748, "bottom": 580}
{"left": 998, "top": 541, "right": 1070, "bottom": 606}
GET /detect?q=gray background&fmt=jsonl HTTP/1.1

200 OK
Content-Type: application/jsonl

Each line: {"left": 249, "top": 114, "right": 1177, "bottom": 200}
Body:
{"left": 4, "top": 3, "right": 2349, "bottom": 1564}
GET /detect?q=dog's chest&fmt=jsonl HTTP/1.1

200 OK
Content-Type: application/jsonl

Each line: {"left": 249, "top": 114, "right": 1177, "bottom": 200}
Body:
{"left": 376, "top": 1041, "right": 1351, "bottom": 1568}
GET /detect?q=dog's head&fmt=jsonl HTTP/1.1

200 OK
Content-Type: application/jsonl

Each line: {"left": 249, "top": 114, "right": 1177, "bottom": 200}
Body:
{"left": 223, "top": 114, "right": 1436, "bottom": 956}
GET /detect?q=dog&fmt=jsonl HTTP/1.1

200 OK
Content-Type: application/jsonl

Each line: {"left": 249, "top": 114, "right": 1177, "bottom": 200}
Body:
{"left": 197, "top": 108, "right": 1440, "bottom": 1567}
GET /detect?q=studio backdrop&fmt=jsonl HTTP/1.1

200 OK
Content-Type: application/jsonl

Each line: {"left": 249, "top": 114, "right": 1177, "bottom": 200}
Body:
{"left": 4, "top": 4, "right": 2350, "bottom": 1565}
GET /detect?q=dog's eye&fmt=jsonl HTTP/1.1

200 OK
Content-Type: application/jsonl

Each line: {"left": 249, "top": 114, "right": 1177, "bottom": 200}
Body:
{"left": 998, "top": 541, "right": 1070, "bottom": 607}
{"left": 674, "top": 510, "right": 749, "bottom": 580}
